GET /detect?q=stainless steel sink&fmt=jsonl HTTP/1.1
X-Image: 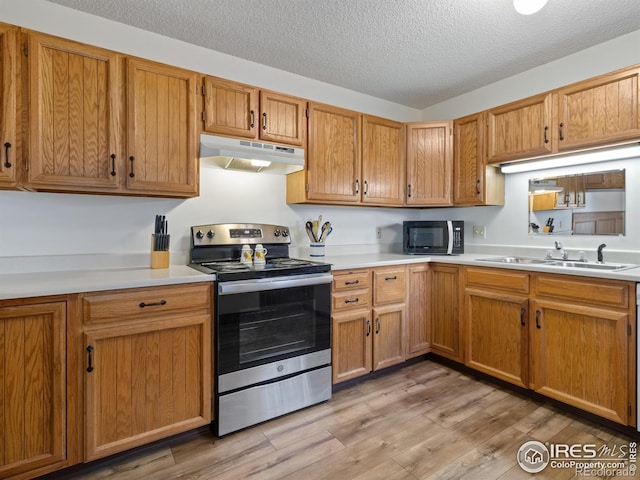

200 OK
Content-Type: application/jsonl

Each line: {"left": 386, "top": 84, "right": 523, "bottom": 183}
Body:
{"left": 476, "top": 256, "right": 552, "bottom": 265}
{"left": 546, "top": 260, "right": 635, "bottom": 271}
{"left": 476, "top": 256, "right": 636, "bottom": 271}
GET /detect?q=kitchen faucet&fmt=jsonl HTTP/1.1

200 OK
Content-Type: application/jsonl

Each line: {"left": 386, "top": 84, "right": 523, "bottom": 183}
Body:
{"left": 554, "top": 241, "right": 569, "bottom": 260}
{"left": 597, "top": 243, "right": 606, "bottom": 263}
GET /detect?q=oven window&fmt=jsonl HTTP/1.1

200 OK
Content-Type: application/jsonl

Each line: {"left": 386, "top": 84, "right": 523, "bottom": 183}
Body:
{"left": 410, "top": 226, "right": 445, "bottom": 248}
{"left": 217, "top": 283, "right": 331, "bottom": 375}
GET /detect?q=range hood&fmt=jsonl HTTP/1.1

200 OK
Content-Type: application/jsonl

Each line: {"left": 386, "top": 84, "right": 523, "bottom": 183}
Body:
{"left": 199, "top": 134, "right": 305, "bottom": 174}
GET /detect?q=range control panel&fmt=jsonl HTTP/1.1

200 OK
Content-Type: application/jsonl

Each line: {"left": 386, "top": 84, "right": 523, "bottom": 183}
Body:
{"left": 191, "top": 223, "right": 291, "bottom": 246}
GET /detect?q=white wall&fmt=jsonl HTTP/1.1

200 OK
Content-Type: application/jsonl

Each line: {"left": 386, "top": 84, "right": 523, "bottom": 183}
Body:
{"left": 1, "top": 1, "right": 640, "bottom": 271}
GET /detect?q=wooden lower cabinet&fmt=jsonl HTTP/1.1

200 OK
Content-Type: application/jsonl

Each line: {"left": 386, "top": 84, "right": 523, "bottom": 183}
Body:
{"left": 331, "top": 267, "right": 406, "bottom": 383}
{"left": 430, "top": 264, "right": 462, "bottom": 361}
{"left": 82, "top": 283, "right": 212, "bottom": 461}
{"left": 406, "top": 264, "right": 431, "bottom": 357}
{"left": 0, "top": 300, "right": 69, "bottom": 479}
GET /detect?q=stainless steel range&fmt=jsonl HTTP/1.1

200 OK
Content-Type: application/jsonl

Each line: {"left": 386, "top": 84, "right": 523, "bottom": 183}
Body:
{"left": 189, "top": 223, "right": 332, "bottom": 436}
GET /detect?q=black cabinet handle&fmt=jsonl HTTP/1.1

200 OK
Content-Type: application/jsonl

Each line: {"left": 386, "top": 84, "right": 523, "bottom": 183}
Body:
{"left": 355, "top": 179, "right": 360, "bottom": 194}
{"left": 363, "top": 180, "right": 368, "bottom": 195}
{"left": 384, "top": 276, "right": 397, "bottom": 281}
{"left": 520, "top": 307, "right": 526, "bottom": 326}
{"left": 262, "top": 112, "right": 267, "bottom": 131}
{"left": 407, "top": 184, "right": 412, "bottom": 198}
{"left": 366, "top": 319, "right": 371, "bottom": 336}
{"left": 475, "top": 179, "right": 481, "bottom": 195}
{"left": 344, "top": 298, "right": 359, "bottom": 304}
{"left": 129, "top": 156, "right": 135, "bottom": 178}
{"left": 86, "top": 345, "right": 94, "bottom": 372}
{"left": 3, "top": 142, "right": 11, "bottom": 168}
{"left": 344, "top": 280, "right": 359, "bottom": 286}
{"left": 535, "top": 309, "right": 542, "bottom": 329}
{"left": 110, "top": 153, "right": 116, "bottom": 176}
{"left": 559, "top": 122, "right": 565, "bottom": 141}
{"left": 250, "top": 110, "right": 255, "bottom": 129}
{"left": 375, "top": 317, "right": 380, "bottom": 334}
{"left": 543, "top": 126, "right": 549, "bottom": 144}
{"left": 139, "top": 299, "right": 167, "bottom": 308}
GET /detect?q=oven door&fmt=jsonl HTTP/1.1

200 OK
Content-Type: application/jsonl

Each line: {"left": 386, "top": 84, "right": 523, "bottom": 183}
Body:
{"left": 216, "top": 273, "right": 332, "bottom": 386}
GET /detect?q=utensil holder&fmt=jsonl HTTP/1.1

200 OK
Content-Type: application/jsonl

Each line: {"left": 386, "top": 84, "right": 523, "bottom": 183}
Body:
{"left": 309, "top": 242, "right": 325, "bottom": 258}
{"left": 150, "top": 235, "right": 170, "bottom": 269}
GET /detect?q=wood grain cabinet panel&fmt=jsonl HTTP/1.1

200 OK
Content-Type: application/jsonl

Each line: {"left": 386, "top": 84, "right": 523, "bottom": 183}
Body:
{"left": 202, "top": 76, "right": 258, "bottom": 138}
{"left": 530, "top": 298, "right": 630, "bottom": 424}
{"left": 259, "top": 90, "right": 305, "bottom": 146}
{"left": 126, "top": 58, "right": 199, "bottom": 197}
{"left": 27, "top": 32, "right": 123, "bottom": 192}
{"left": 372, "top": 304, "right": 405, "bottom": 371}
{"left": 331, "top": 309, "right": 372, "bottom": 384}
{"left": 373, "top": 265, "right": 406, "bottom": 305}
{"left": 406, "top": 264, "right": 430, "bottom": 358}
{"left": 430, "top": 264, "right": 462, "bottom": 361}
{"left": 453, "top": 112, "right": 504, "bottom": 206}
{"left": 305, "top": 102, "right": 361, "bottom": 203}
{"left": 487, "top": 93, "right": 554, "bottom": 163}
{"left": 0, "top": 301, "right": 67, "bottom": 479}
{"left": 405, "top": 121, "right": 453, "bottom": 206}
{"left": 557, "top": 67, "right": 640, "bottom": 152}
{"left": 0, "top": 24, "right": 18, "bottom": 188}
{"left": 83, "top": 284, "right": 211, "bottom": 461}
{"left": 361, "top": 114, "right": 404, "bottom": 205}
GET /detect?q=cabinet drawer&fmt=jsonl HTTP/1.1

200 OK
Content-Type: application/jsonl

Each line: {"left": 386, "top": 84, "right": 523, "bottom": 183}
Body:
{"left": 83, "top": 283, "right": 212, "bottom": 324}
{"left": 465, "top": 267, "right": 529, "bottom": 293}
{"left": 332, "top": 269, "right": 371, "bottom": 292}
{"left": 534, "top": 275, "right": 629, "bottom": 308}
{"left": 373, "top": 266, "right": 406, "bottom": 305}
{"left": 332, "top": 289, "right": 372, "bottom": 312}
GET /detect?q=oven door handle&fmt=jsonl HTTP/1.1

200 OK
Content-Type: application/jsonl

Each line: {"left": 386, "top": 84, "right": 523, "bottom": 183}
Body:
{"left": 218, "top": 273, "right": 333, "bottom": 295}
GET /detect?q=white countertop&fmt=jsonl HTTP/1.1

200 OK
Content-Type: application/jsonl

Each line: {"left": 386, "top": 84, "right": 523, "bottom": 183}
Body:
{"left": 0, "top": 265, "right": 213, "bottom": 301}
{"left": 2, "top": 252, "right": 640, "bottom": 302}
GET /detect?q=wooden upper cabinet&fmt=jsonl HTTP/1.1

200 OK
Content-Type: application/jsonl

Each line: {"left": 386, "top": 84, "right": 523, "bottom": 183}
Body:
{"left": 202, "top": 77, "right": 305, "bottom": 146}
{"left": 126, "top": 57, "right": 199, "bottom": 197}
{"left": 406, "top": 121, "right": 452, "bottom": 206}
{"left": 27, "top": 32, "right": 124, "bottom": 192}
{"left": 557, "top": 66, "right": 640, "bottom": 152}
{"left": 486, "top": 93, "right": 554, "bottom": 163}
{"left": 361, "top": 114, "right": 404, "bottom": 205}
{"left": 0, "top": 24, "right": 18, "bottom": 188}
{"left": 0, "top": 301, "right": 68, "bottom": 479}
{"left": 259, "top": 89, "right": 305, "bottom": 146}
{"left": 202, "top": 76, "right": 258, "bottom": 138}
{"left": 306, "top": 102, "right": 360, "bottom": 203}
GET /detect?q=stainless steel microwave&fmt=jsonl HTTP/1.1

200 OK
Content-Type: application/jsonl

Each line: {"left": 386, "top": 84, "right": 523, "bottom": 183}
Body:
{"left": 403, "top": 221, "right": 464, "bottom": 255}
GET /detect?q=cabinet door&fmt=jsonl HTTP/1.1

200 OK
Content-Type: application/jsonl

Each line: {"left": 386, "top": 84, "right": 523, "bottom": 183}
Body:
{"left": 406, "top": 121, "right": 452, "bottom": 206}
{"left": 84, "top": 313, "right": 211, "bottom": 460}
{"left": 306, "top": 102, "right": 361, "bottom": 203}
{"left": 259, "top": 90, "right": 305, "bottom": 146}
{"left": 530, "top": 299, "right": 629, "bottom": 424}
{"left": 557, "top": 67, "right": 640, "bottom": 152}
{"left": 361, "top": 115, "right": 404, "bottom": 205}
{"left": 372, "top": 304, "right": 405, "bottom": 371}
{"left": 406, "top": 264, "right": 430, "bottom": 357}
{"left": 453, "top": 112, "right": 485, "bottom": 206}
{"left": 331, "top": 309, "right": 372, "bottom": 383}
{"left": 126, "top": 58, "right": 199, "bottom": 197}
{"left": 203, "top": 76, "right": 258, "bottom": 138}
{"left": 465, "top": 289, "right": 529, "bottom": 388}
{"left": 27, "top": 33, "right": 123, "bottom": 191}
{"left": 430, "top": 264, "right": 461, "bottom": 361}
{"left": 0, "top": 302, "right": 67, "bottom": 479}
{"left": 486, "top": 93, "right": 554, "bottom": 163}
{"left": 0, "top": 25, "right": 17, "bottom": 187}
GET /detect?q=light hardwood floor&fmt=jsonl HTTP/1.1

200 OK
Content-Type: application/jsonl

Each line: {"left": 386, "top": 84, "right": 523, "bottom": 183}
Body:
{"left": 56, "top": 360, "right": 637, "bottom": 480}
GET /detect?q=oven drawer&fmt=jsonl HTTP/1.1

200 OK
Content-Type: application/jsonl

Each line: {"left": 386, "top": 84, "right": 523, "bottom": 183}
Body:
{"left": 83, "top": 283, "right": 212, "bottom": 324}
{"left": 332, "top": 269, "right": 371, "bottom": 292}
{"left": 373, "top": 266, "right": 406, "bottom": 305}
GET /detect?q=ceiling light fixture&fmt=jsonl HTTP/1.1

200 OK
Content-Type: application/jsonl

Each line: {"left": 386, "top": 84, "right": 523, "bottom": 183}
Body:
{"left": 514, "top": 0, "right": 549, "bottom": 15}
{"left": 500, "top": 143, "right": 640, "bottom": 174}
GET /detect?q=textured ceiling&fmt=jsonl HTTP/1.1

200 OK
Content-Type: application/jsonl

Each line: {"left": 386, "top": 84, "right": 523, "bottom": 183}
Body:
{"left": 44, "top": 0, "right": 640, "bottom": 109}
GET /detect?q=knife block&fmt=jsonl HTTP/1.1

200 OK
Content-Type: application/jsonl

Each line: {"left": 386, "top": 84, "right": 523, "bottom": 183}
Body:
{"left": 150, "top": 235, "right": 170, "bottom": 269}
